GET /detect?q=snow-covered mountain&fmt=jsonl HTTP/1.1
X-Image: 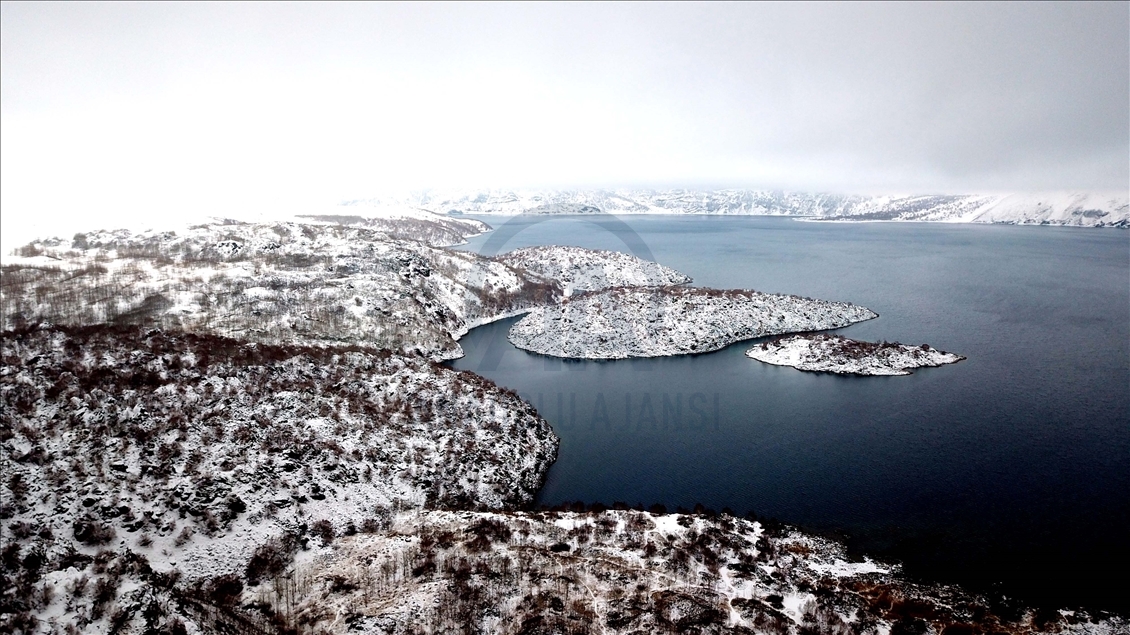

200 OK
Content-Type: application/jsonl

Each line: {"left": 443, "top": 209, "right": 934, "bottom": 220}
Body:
{"left": 358, "top": 189, "right": 1130, "bottom": 227}
{"left": 508, "top": 286, "right": 877, "bottom": 359}
{"left": 746, "top": 334, "right": 965, "bottom": 376}
{"left": 811, "top": 191, "right": 1130, "bottom": 226}
{"left": 351, "top": 189, "right": 853, "bottom": 217}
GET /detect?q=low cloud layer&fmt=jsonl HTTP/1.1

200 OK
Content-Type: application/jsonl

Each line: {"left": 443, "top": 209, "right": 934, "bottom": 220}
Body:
{"left": 2, "top": 3, "right": 1126, "bottom": 246}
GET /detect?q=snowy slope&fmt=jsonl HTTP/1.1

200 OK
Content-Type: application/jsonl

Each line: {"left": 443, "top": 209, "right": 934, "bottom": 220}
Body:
{"left": 746, "top": 334, "right": 965, "bottom": 376}
{"left": 496, "top": 245, "right": 692, "bottom": 295}
{"left": 358, "top": 189, "right": 1130, "bottom": 227}
{"left": 0, "top": 325, "right": 558, "bottom": 632}
{"left": 229, "top": 508, "right": 1124, "bottom": 635}
{"left": 1, "top": 222, "right": 559, "bottom": 361}
{"left": 296, "top": 203, "right": 491, "bottom": 247}
{"left": 360, "top": 189, "right": 857, "bottom": 217}
{"left": 509, "top": 286, "right": 877, "bottom": 359}
{"left": 812, "top": 191, "right": 1130, "bottom": 226}
{"left": 963, "top": 191, "right": 1130, "bottom": 226}
{"left": 1, "top": 224, "right": 712, "bottom": 363}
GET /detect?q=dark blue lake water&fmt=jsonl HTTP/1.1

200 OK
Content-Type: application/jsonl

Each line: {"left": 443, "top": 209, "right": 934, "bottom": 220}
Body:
{"left": 448, "top": 215, "right": 1130, "bottom": 612}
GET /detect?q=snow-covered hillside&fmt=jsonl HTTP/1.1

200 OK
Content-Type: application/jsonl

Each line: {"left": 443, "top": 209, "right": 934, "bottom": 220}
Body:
{"left": 0, "top": 223, "right": 714, "bottom": 362}
{"left": 961, "top": 192, "right": 1129, "bottom": 226}
{"left": 354, "top": 189, "right": 1130, "bottom": 227}
{"left": 509, "top": 286, "right": 877, "bottom": 359}
{"left": 1, "top": 222, "right": 559, "bottom": 361}
{"left": 747, "top": 334, "right": 965, "bottom": 376}
{"left": 496, "top": 245, "right": 691, "bottom": 295}
{"left": 353, "top": 189, "right": 858, "bottom": 217}
{"left": 812, "top": 191, "right": 1130, "bottom": 227}
{"left": 0, "top": 325, "right": 557, "bottom": 632}
{"left": 296, "top": 203, "right": 491, "bottom": 247}
{"left": 247, "top": 508, "right": 1122, "bottom": 635}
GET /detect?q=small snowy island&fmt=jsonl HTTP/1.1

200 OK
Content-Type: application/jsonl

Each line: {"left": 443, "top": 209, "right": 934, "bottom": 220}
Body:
{"left": 746, "top": 333, "right": 965, "bottom": 376}
{"left": 496, "top": 245, "right": 691, "bottom": 294}
{"left": 508, "top": 286, "right": 877, "bottom": 359}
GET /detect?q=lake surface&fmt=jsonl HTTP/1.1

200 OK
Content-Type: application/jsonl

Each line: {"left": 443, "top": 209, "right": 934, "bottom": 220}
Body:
{"left": 448, "top": 215, "right": 1130, "bottom": 612}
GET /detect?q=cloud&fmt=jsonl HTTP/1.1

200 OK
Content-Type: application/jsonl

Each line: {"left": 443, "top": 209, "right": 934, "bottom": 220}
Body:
{"left": 2, "top": 3, "right": 1126, "bottom": 247}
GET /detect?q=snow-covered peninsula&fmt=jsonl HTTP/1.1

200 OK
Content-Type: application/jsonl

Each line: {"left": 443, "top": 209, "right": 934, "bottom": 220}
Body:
{"left": 746, "top": 334, "right": 966, "bottom": 376}
{"left": 508, "top": 286, "right": 878, "bottom": 359}
{"left": 495, "top": 245, "right": 691, "bottom": 294}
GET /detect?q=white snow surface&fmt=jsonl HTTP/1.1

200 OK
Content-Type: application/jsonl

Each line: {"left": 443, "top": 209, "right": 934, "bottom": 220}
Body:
{"left": 353, "top": 188, "right": 1130, "bottom": 227}
{"left": 2, "top": 224, "right": 712, "bottom": 364}
{"left": 496, "top": 245, "right": 692, "bottom": 295}
{"left": 294, "top": 202, "right": 492, "bottom": 247}
{"left": 509, "top": 286, "right": 878, "bottom": 359}
{"left": 746, "top": 334, "right": 966, "bottom": 376}
{"left": 811, "top": 191, "right": 1130, "bottom": 226}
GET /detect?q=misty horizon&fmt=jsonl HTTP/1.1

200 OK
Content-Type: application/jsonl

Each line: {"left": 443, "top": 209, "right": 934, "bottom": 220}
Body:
{"left": 2, "top": 2, "right": 1127, "bottom": 248}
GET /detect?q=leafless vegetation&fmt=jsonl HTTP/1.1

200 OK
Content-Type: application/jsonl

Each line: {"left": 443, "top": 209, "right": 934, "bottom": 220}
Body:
{"left": 1, "top": 221, "right": 562, "bottom": 360}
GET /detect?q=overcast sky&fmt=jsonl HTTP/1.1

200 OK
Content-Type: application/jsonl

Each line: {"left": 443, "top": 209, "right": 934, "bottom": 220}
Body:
{"left": 1, "top": 2, "right": 1127, "bottom": 246}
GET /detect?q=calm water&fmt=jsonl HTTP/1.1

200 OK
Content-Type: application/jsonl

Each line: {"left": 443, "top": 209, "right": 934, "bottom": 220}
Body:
{"left": 448, "top": 215, "right": 1130, "bottom": 612}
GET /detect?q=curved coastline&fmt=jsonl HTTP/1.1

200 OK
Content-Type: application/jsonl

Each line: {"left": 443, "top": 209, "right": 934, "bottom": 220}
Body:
{"left": 5, "top": 216, "right": 1125, "bottom": 631}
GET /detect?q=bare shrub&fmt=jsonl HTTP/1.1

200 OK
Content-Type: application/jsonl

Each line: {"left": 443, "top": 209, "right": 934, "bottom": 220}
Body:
{"left": 73, "top": 518, "right": 116, "bottom": 546}
{"left": 205, "top": 573, "right": 244, "bottom": 606}
{"left": 173, "top": 526, "right": 194, "bottom": 547}
{"left": 310, "top": 519, "right": 335, "bottom": 546}
{"left": 245, "top": 538, "right": 293, "bottom": 586}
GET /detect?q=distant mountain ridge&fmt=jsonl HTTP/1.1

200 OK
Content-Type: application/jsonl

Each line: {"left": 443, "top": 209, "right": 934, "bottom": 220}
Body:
{"left": 345, "top": 189, "right": 1130, "bottom": 227}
